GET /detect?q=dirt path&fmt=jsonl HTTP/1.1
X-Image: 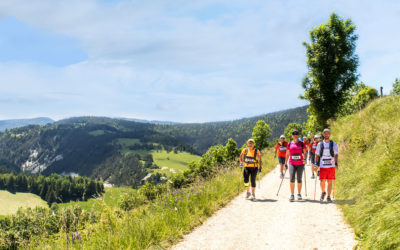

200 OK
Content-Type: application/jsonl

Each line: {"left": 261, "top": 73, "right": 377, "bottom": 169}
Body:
{"left": 173, "top": 164, "right": 357, "bottom": 250}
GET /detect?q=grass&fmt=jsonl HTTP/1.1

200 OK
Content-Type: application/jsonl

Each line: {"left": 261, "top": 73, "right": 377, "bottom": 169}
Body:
{"left": 152, "top": 150, "right": 201, "bottom": 177}
{"left": 332, "top": 95, "right": 400, "bottom": 249}
{"left": 58, "top": 187, "right": 132, "bottom": 211}
{"left": 34, "top": 150, "right": 275, "bottom": 249}
{"left": 0, "top": 190, "right": 48, "bottom": 215}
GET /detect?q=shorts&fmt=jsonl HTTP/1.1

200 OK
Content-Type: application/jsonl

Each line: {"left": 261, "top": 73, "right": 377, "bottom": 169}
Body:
{"left": 310, "top": 152, "right": 315, "bottom": 164}
{"left": 278, "top": 157, "right": 286, "bottom": 165}
{"left": 319, "top": 167, "right": 336, "bottom": 180}
{"left": 244, "top": 167, "right": 258, "bottom": 187}
{"left": 289, "top": 164, "right": 304, "bottom": 183}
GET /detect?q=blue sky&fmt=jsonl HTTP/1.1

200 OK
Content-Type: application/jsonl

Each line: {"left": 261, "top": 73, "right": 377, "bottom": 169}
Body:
{"left": 0, "top": 0, "right": 399, "bottom": 122}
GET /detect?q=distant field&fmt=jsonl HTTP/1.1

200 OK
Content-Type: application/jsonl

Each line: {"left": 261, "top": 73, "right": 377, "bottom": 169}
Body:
{"left": 152, "top": 150, "right": 201, "bottom": 176}
{"left": 0, "top": 190, "right": 48, "bottom": 215}
{"left": 58, "top": 186, "right": 131, "bottom": 211}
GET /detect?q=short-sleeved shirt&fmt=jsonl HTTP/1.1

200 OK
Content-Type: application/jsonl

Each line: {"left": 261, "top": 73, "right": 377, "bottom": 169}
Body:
{"left": 241, "top": 148, "right": 259, "bottom": 167}
{"left": 287, "top": 141, "right": 305, "bottom": 165}
{"left": 275, "top": 142, "right": 288, "bottom": 158}
{"left": 315, "top": 140, "right": 339, "bottom": 168}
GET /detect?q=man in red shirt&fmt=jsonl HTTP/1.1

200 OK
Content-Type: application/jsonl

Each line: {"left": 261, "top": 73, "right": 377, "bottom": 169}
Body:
{"left": 274, "top": 135, "right": 288, "bottom": 179}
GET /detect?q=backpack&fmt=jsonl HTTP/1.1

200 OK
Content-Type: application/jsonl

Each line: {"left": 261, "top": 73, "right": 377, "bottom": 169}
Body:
{"left": 244, "top": 147, "right": 258, "bottom": 165}
{"left": 320, "top": 140, "right": 335, "bottom": 157}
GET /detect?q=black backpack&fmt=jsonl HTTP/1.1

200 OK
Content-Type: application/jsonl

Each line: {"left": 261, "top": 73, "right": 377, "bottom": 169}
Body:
{"left": 320, "top": 140, "right": 335, "bottom": 157}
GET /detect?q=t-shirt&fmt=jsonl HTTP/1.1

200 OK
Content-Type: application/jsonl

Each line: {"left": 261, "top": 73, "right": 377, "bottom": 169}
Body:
{"left": 275, "top": 142, "right": 288, "bottom": 158}
{"left": 315, "top": 140, "right": 339, "bottom": 168}
{"left": 241, "top": 148, "right": 259, "bottom": 167}
{"left": 287, "top": 141, "right": 305, "bottom": 165}
{"left": 311, "top": 142, "right": 318, "bottom": 153}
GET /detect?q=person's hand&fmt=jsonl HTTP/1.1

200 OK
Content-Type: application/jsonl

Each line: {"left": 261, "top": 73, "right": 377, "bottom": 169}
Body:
{"left": 274, "top": 155, "right": 276, "bottom": 159}
{"left": 258, "top": 167, "right": 262, "bottom": 173}
{"left": 240, "top": 163, "right": 243, "bottom": 168}
{"left": 285, "top": 164, "right": 288, "bottom": 169}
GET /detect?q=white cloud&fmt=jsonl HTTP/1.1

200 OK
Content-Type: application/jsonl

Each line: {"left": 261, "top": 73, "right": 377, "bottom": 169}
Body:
{"left": 0, "top": 0, "right": 399, "bottom": 120}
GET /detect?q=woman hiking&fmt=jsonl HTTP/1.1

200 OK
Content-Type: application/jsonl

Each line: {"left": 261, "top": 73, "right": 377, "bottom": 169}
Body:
{"left": 274, "top": 135, "right": 288, "bottom": 179}
{"left": 285, "top": 129, "right": 307, "bottom": 202}
{"left": 240, "top": 139, "right": 262, "bottom": 200}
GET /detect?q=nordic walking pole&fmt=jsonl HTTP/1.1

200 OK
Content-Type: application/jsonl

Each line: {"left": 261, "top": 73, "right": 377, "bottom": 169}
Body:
{"left": 276, "top": 166, "right": 286, "bottom": 196}
{"left": 239, "top": 163, "right": 245, "bottom": 193}
{"left": 303, "top": 164, "right": 307, "bottom": 197}
{"left": 314, "top": 166, "right": 317, "bottom": 200}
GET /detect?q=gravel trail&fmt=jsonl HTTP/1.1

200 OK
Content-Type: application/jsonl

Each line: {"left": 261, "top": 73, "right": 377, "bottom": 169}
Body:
{"left": 173, "top": 164, "right": 357, "bottom": 250}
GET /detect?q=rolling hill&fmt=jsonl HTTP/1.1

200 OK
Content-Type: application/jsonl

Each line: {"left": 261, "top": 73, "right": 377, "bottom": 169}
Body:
{"left": 0, "top": 117, "right": 54, "bottom": 132}
{"left": 155, "top": 105, "right": 309, "bottom": 153}
{"left": 0, "top": 106, "right": 308, "bottom": 185}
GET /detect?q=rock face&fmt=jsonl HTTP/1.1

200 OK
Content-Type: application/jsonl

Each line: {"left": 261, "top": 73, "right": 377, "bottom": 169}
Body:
{"left": 21, "top": 149, "right": 63, "bottom": 173}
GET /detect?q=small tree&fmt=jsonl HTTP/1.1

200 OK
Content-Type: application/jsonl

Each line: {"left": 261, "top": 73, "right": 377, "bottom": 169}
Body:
{"left": 225, "top": 138, "right": 239, "bottom": 161}
{"left": 284, "top": 123, "right": 304, "bottom": 141}
{"left": 354, "top": 86, "right": 378, "bottom": 109}
{"left": 391, "top": 78, "right": 400, "bottom": 95}
{"left": 301, "top": 12, "right": 359, "bottom": 128}
{"left": 251, "top": 120, "right": 271, "bottom": 149}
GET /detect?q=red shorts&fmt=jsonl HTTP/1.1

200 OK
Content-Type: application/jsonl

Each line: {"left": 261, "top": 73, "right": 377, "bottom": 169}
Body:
{"left": 319, "top": 167, "right": 335, "bottom": 180}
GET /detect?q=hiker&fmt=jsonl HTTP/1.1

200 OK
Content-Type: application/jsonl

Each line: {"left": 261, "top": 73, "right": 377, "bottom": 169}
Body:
{"left": 285, "top": 129, "right": 307, "bottom": 201}
{"left": 240, "top": 139, "right": 262, "bottom": 200}
{"left": 310, "top": 135, "right": 320, "bottom": 179}
{"left": 274, "top": 135, "right": 288, "bottom": 179}
{"left": 315, "top": 128, "right": 338, "bottom": 203}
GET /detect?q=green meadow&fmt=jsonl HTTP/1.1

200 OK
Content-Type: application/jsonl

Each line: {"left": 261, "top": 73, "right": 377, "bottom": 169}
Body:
{"left": 0, "top": 190, "right": 48, "bottom": 215}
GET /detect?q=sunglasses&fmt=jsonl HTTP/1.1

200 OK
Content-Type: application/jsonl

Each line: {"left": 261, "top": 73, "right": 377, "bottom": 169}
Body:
{"left": 292, "top": 132, "right": 299, "bottom": 135}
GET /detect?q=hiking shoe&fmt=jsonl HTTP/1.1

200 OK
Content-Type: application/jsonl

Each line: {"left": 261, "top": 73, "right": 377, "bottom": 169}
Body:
{"left": 327, "top": 196, "right": 332, "bottom": 203}
{"left": 320, "top": 192, "right": 326, "bottom": 201}
{"left": 280, "top": 173, "right": 284, "bottom": 179}
{"left": 250, "top": 193, "right": 256, "bottom": 200}
{"left": 289, "top": 195, "right": 295, "bottom": 202}
{"left": 245, "top": 192, "right": 251, "bottom": 199}
{"left": 297, "top": 194, "right": 302, "bottom": 200}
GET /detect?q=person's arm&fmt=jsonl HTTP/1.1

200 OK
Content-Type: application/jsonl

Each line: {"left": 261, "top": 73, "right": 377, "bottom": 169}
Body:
{"left": 285, "top": 147, "right": 290, "bottom": 167}
{"left": 303, "top": 146, "right": 307, "bottom": 164}
{"left": 274, "top": 145, "right": 277, "bottom": 158}
{"left": 258, "top": 152, "right": 262, "bottom": 169}
{"left": 240, "top": 150, "right": 244, "bottom": 165}
{"left": 315, "top": 143, "right": 320, "bottom": 170}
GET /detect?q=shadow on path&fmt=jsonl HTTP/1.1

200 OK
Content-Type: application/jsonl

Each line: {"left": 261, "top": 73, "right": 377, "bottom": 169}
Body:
{"left": 253, "top": 199, "right": 278, "bottom": 203}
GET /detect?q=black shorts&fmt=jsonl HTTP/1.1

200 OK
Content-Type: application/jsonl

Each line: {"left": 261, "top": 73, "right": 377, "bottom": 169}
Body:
{"left": 289, "top": 164, "right": 304, "bottom": 183}
{"left": 243, "top": 167, "right": 258, "bottom": 187}
{"left": 278, "top": 157, "right": 286, "bottom": 165}
{"left": 310, "top": 153, "right": 315, "bottom": 164}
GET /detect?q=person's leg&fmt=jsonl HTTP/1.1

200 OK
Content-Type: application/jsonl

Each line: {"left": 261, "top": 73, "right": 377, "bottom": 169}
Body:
{"left": 296, "top": 165, "right": 304, "bottom": 194}
{"left": 320, "top": 179, "right": 326, "bottom": 192}
{"left": 289, "top": 164, "right": 295, "bottom": 195}
{"left": 243, "top": 167, "right": 250, "bottom": 193}
{"left": 250, "top": 167, "right": 257, "bottom": 194}
{"left": 327, "top": 180, "right": 333, "bottom": 196}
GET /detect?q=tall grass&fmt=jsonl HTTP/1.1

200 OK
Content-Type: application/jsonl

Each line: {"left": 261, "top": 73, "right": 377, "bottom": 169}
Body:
{"left": 333, "top": 95, "right": 400, "bottom": 249}
{"left": 34, "top": 150, "right": 275, "bottom": 249}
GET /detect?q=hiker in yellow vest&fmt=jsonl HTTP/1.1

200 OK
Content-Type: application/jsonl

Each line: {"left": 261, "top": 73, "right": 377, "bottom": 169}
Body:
{"left": 240, "top": 139, "right": 262, "bottom": 200}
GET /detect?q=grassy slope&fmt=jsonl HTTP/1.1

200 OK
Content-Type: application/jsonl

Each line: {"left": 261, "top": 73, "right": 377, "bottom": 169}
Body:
{"left": 152, "top": 150, "right": 201, "bottom": 176}
{"left": 0, "top": 190, "right": 48, "bottom": 215}
{"left": 58, "top": 187, "right": 131, "bottom": 211}
{"left": 333, "top": 95, "right": 400, "bottom": 249}
{"left": 35, "top": 150, "right": 276, "bottom": 249}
